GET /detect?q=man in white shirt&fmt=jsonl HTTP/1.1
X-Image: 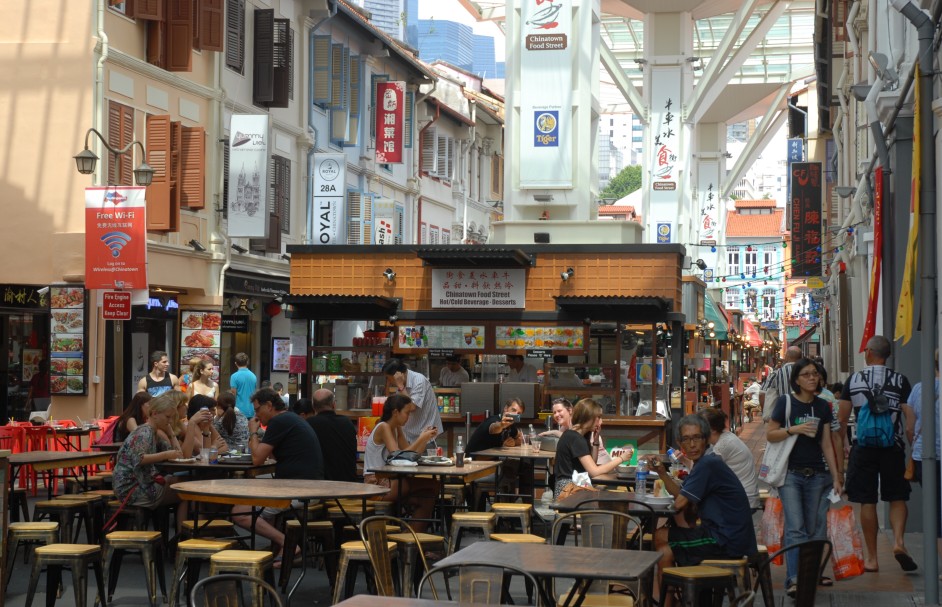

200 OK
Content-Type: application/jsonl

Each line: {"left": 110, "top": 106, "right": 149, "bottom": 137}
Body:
{"left": 438, "top": 355, "right": 469, "bottom": 387}
{"left": 507, "top": 355, "right": 539, "bottom": 383}
{"left": 761, "top": 347, "right": 802, "bottom": 421}
{"left": 383, "top": 359, "right": 444, "bottom": 443}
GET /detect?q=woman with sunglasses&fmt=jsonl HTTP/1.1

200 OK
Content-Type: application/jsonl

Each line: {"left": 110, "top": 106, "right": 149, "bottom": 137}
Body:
{"left": 766, "top": 357, "right": 843, "bottom": 597}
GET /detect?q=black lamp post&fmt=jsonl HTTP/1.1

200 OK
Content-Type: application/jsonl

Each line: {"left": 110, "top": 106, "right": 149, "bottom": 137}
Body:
{"left": 73, "top": 128, "right": 154, "bottom": 186}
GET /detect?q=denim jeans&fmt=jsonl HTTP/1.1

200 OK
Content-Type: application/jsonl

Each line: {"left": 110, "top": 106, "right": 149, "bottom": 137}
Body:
{"left": 779, "top": 469, "right": 832, "bottom": 586}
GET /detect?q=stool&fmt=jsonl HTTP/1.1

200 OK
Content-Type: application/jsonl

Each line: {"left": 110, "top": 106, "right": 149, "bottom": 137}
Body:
{"left": 490, "top": 502, "right": 533, "bottom": 532}
{"left": 180, "top": 519, "right": 235, "bottom": 540}
{"left": 332, "top": 540, "right": 399, "bottom": 605}
{"left": 209, "top": 550, "right": 276, "bottom": 606}
{"left": 25, "top": 544, "right": 107, "bottom": 607}
{"left": 6, "top": 522, "right": 59, "bottom": 586}
{"left": 448, "top": 511, "right": 495, "bottom": 554}
{"left": 388, "top": 530, "right": 445, "bottom": 597}
{"left": 56, "top": 494, "right": 107, "bottom": 543}
{"left": 659, "top": 565, "right": 737, "bottom": 607}
{"left": 748, "top": 545, "right": 773, "bottom": 607}
{"left": 280, "top": 519, "right": 337, "bottom": 590}
{"left": 65, "top": 477, "right": 103, "bottom": 494}
{"left": 91, "top": 472, "right": 113, "bottom": 489}
{"left": 701, "top": 558, "right": 751, "bottom": 595}
{"left": 169, "top": 538, "right": 235, "bottom": 607}
{"left": 33, "top": 499, "right": 89, "bottom": 544}
{"left": 491, "top": 532, "right": 545, "bottom": 543}
{"left": 11, "top": 487, "right": 30, "bottom": 522}
{"left": 105, "top": 500, "right": 148, "bottom": 531}
{"left": 103, "top": 531, "right": 167, "bottom": 607}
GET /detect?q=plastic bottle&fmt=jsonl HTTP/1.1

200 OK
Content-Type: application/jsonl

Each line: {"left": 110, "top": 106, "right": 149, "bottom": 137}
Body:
{"left": 528, "top": 424, "right": 537, "bottom": 448}
{"left": 455, "top": 435, "right": 464, "bottom": 456}
{"left": 635, "top": 459, "right": 649, "bottom": 496}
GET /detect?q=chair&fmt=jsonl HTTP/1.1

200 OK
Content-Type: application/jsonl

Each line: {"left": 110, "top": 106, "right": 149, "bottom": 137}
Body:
{"left": 24, "top": 544, "right": 107, "bottom": 607}
{"left": 360, "top": 515, "right": 442, "bottom": 598}
{"left": 189, "top": 573, "right": 283, "bottom": 607}
{"left": 751, "top": 539, "right": 832, "bottom": 607}
{"left": 419, "top": 561, "right": 545, "bottom": 606}
{"left": 576, "top": 497, "right": 657, "bottom": 549}
{"left": 733, "top": 590, "right": 756, "bottom": 606}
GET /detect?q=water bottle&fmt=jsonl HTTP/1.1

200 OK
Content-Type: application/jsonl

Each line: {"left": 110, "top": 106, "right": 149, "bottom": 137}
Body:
{"left": 455, "top": 435, "right": 465, "bottom": 467}
{"left": 635, "top": 459, "right": 649, "bottom": 496}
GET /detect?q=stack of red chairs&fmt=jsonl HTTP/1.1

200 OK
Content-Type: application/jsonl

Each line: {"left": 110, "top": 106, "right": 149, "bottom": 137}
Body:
{"left": 11, "top": 421, "right": 52, "bottom": 495}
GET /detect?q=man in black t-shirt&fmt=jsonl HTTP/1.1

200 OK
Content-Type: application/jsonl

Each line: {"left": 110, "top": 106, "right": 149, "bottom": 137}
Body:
{"left": 307, "top": 388, "right": 357, "bottom": 482}
{"left": 467, "top": 399, "right": 530, "bottom": 496}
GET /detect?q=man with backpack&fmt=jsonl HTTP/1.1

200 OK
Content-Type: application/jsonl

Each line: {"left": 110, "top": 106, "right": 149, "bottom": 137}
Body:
{"left": 837, "top": 335, "right": 917, "bottom": 572}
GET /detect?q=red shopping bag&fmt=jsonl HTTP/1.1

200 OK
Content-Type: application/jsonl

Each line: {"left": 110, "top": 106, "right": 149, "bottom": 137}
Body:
{"left": 827, "top": 505, "right": 865, "bottom": 580}
{"left": 760, "top": 496, "right": 784, "bottom": 565}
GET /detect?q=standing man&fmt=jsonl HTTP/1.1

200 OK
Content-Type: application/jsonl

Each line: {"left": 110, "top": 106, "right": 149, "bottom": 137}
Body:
{"left": 761, "top": 346, "right": 802, "bottom": 421}
{"left": 383, "top": 359, "right": 443, "bottom": 444}
{"left": 506, "top": 354, "right": 538, "bottom": 383}
{"left": 838, "top": 335, "right": 916, "bottom": 572}
{"left": 137, "top": 351, "right": 179, "bottom": 396}
{"left": 230, "top": 352, "right": 257, "bottom": 418}
{"left": 306, "top": 388, "right": 358, "bottom": 483}
{"left": 439, "top": 354, "right": 470, "bottom": 387}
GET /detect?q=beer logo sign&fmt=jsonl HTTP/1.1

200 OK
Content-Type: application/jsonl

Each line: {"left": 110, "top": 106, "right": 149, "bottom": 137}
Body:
{"left": 534, "top": 111, "right": 559, "bottom": 147}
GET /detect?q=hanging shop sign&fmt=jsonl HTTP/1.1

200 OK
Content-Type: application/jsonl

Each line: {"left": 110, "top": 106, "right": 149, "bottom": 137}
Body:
{"left": 312, "top": 153, "right": 346, "bottom": 245}
{"left": 698, "top": 172, "right": 719, "bottom": 246}
{"left": 375, "top": 81, "right": 405, "bottom": 164}
{"left": 0, "top": 284, "right": 48, "bottom": 310}
{"left": 431, "top": 268, "right": 526, "bottom": 309}
{"left": 221, "top": 315, "right": 249, "bottom": 332}
{"left": 85, "top": 186, "right": 148, "bottom": 290}
{"left": 790, "top": 162, "right": 823, "bottom": 278}
{"left": 227, "top": 114, "right": 270, "bottom": 238}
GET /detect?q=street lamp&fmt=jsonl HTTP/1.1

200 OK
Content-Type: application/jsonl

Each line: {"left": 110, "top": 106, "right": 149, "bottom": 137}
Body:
{"left": 73, "top": 128, "right": 154, "bottom": 186}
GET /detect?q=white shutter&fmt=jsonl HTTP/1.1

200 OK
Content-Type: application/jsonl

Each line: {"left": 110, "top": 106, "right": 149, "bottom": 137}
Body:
{"left": 421, "top": 127, "right": 436, "bottom": 174}
{"left": 445, "top": 137, "right": 455, "bottom": 181}
{"left": 346, "top": 190, "right": 362, "bottom": 244}
{"left": 436, "top": 134, "right": 448, "bottom": 178}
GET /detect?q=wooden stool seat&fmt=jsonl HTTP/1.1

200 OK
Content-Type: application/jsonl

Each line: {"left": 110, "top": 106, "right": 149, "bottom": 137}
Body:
{"left": 65, "top": 477, "right": 103, "bottom": 494}
{"left": 388, "top": 531, "right": 444, "bottom": 544}
{"left": 660, "top": 565, "right": 736, "bottom": 607}
{"left": 105, "top": 530, "right": 162, "bottom": 543}
{"left": 491, "top": 532, "right": 545, "bottom": 543}
{"left": 180, "top": 519, "right": 235, "bottom": 539}
{"left": 448, "top": 511, "right": 496, "bottom": 554}
{"left": 491, "top": 502, "right": 533, "bottom": 533}
{"left": 104, "top": 530, "right": 166, "bottom": 607}
{"left": 105, "top": 500, "right": 148, "bottom": 531}
{"left": 211, "top": 549, "right": 275, "bottom": 564}
{"left": 169, "top": 539, "right": 235, "bottom": 607}
{"left": 10, "top": 521, "right": 60, "bottom": 533}
{"left": 333, "top": 541, "right": 399, "bottom": 605}
{"left": 6, "top": 522, "right": 60, "bottom": 587}
{"left": 25, "top": 544, "right": 107, "bottom": 607}
{"left": 701, "top": 557, "right": 751, "bottom": 594}
{"left": 209, "top": 550, "right": 276, "bottom": 606}
{"left": 33, "top": 499, "right": 89, "bottom": 544}
{"left": 280, "top": 519, "right": 338, "bottom": 591}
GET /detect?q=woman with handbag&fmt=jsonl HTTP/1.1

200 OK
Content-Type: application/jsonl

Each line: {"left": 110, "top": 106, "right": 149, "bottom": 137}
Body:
{"left": 553, "top": 399, "right": 630, "bottom": 498}
{"left": 766, "top": 358, "right": 843, "bottom": 597}
{"left": 363, "top": 393, "right": 439, "bottom": 531}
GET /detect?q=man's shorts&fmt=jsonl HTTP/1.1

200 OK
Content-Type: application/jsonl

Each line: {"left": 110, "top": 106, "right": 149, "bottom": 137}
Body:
{"left": 845, "top": 444, "right": 911, "bottom": 504}
{"left": 667, "top": 526, "right": 731, "bottom": 566}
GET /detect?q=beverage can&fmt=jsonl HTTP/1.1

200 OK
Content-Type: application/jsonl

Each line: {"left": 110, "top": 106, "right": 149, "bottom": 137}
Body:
{"left": 436, "top": 446, "right": 443, "bottom": 457}
{"left": 207, "top": 448, "right": 219, "bottom": 464}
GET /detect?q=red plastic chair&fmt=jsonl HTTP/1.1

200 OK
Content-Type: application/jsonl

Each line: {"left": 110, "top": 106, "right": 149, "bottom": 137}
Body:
{"left": 0, "top": 425, "right": 24, "bottom": 453}
{"left": 19, "top": 425, "right": 53, "bottom": 495}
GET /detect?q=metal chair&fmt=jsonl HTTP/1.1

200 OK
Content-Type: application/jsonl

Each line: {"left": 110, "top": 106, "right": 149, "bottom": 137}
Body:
{"left": 752, "top": 539, "right": 832, "bottom": 607}
{"left": 418, "top": 561, "right": 546, "bottom": 606}
{"left": 733, "top": 590, "right": 756, "bottom": 606}
{"left": 360, "top": 514, "right": 441, "bottom": 598}
{"left": 188, "top": 573, "right": 282, "bottom": 607}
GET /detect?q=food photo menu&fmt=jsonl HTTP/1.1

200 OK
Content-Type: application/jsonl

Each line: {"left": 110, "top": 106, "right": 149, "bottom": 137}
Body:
{"left": 179, "top": 310, "right": 223, "bottom": 379}
{"left": 49, "top": 287, "right": 88, "bottom": 394}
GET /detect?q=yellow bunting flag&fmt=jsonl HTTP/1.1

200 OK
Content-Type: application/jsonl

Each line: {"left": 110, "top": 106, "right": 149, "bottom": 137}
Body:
{"left": 895, "top": 66, "right": 920, "bottom": 344}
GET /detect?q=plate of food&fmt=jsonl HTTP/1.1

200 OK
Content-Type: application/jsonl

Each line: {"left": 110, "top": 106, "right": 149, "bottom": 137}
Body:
{"left": 169, "top": 457, "right": 198, "bottom": 464}
{"left": 638, "top": 495, "right": 674, "bottom": 506}
{"left": 419, "top": 456, "right": 454, "bottom": 466}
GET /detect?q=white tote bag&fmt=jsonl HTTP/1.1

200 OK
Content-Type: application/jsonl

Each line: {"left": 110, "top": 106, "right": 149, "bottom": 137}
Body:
{"left": 758, "top": 395, "right": 798, "bottom": 488}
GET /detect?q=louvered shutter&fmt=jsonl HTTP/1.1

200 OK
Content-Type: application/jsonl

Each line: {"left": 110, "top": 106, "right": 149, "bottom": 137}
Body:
{"left": 179, "top": 126, "right": 205, "bottom": 209}
{"left": 250, "top": 158, "right": 281, "bottom": 252}
{"left": 312, "top": 36, "right": 331, "bottom": 106}
{"left": 222, "top": 142, "right": 230, "bottom": 218}
{"left": 345, "top": 55, "right": 361, "bottom": 146}
{"left": 421, "top": 126, "right": 436, "bottom": 173}
{"left": 362, "top": 193, "right": 372, "bottom": 244}
{"left": 420, "top": 222, "right": 427, "bottom": 244}
{"left": 147, "top": 20, "right": 167, "bottom": 68}
{"left": 169, "top": 120, "right": 182, "bottom": 207}
{"left": 346, "top": 191, "right": 361, "bottom": 245}
{"left": 145, "top": 114, "right": 174, "bottom": 230}
{"left": 370, "top": 74, "right": 388, "bottom": 138}
{"left": 268, "top": 19, "right": 290, "bottom": 108}
{"left": 329, "top": 44, "right": 345, "bottom": 110}
{"left": 275, "top": 155, "right": 290, "bottom": 233}
{"left": 108, "top": 101, "right": 134, "bottom": 186}
{"left": 330, "top": 47, "right": 349, "bottom": 142}
{"left": 403, "top": 91, "right": 414, "bottom": 148}
{"left": 198, "top": 0, "right": 224, "bottom": 51}
{"left": 135, "top": 0, "right": 164, "bottom": 20}
{"left": 288, "top": 27, "right": 294, "bottom": 101}
{"left": 253, "top": 8, "right": 274, "bottom": 104}
{"left": 436, "top": 135, "right": 448, "bottom": 178}
{"left": 166, "top": 0, "right": 193, "bottom": 72}
{"left": 225, "top": 0, "right": 244, "bottom": 73}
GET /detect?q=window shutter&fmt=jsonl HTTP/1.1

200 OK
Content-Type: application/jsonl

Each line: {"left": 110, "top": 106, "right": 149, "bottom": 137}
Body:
{"left": 345, "top": 55, "right": 361, "bottom": 146}
{"left": 288, "top": 27, "right": 294, "bottom": 101}
{"left": 446, "top": 137, "right": 455, "bottom": 181}
{"left": 403, "top": 91, "right": 414, "bottom": 148}
{"left": 253, "top": 8, "right": 274, "bottom": 104}
{"left": 166, "top": 0, "right": 193, "bottom": 72}
{"left": 268, "top": 19, "right": 290, "bottom": 108}
{"left": 420, "top": 126, "right": 435, "bottom": 173}
{"left": 225, "top": 0, "right": 245, "bottom": 73}
{"left": 346, "top": 191, "right": 362, "bottom": 245}
{"left": 420, "top": 222, "right": 427, "bottom": 244}
{"left": 108, "top": 101, "right": 134, "bottom": 186}
{"left": 179, "top": 126, "right": 205, "bottom": 209}
{"left": 222, "top": 142, "right": 230, "bottom": 218}
{"left": 436, "top": 135, "right": 448, "bottom": 178}
{"left": 250, "top": 212, "right": 281, "bottom": 252}
{"left": 330, "top": 46, "right": 349, "bottom": 142}
{"left": 147, "top": 20, "right": 167, "bottom": 68}
{"left": 145, "top": 114, "right": 176, "bottom": 231}
{"left": 312, "top": 36, "right": 331, "bottom": 106}
{"left": 369, "top": 74, "right": 388, "bottom": 138}
{"left": 198, "top": 0, "right": 223, "bottom": 51}
{"left": 362, "top": 193, "right": 373, "bottom": 244}
{"left": 275, "top": 155, "right": 290, "bottom": 233}
{"left": 169, "top": 120, "right": 182, "bottom": 207}
{"left": 329, "top": 44, "right": 345, "bottom": 110}
{"left": 135, "top": 0, "right": 164, "bottom": 20}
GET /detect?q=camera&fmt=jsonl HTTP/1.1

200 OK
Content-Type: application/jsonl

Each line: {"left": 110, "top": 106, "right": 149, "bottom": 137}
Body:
{"left": 506, "top": 414, "right": 521, "bottom": 423}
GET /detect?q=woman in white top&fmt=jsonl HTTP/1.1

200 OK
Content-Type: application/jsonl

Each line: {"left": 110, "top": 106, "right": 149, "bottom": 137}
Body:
{"left": 187, "top": 360, "right": 218, "bottom": 398}
{"left": 363, "top": 393, "right": 439, "bottom": 532}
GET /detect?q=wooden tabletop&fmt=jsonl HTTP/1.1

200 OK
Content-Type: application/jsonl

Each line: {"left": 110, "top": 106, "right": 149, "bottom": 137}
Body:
{"left": 91, "top": 442, "right": 123, "bottom": 452}
{"left": 171, "top": 478, "right": 388, "bottom": 508}
{"left": 372, "top": 459, "right": 500, "bottom": 483}
{"left": 334, "top": 597, "right": 488, "bottom": 607}
{"left": 9, "top": 450, "right": 113, "bottom": 471}
{"left": 158, "top": 458, "right": 275, "bottom": 474}
{"left": 472, "top": 446, "right": 554, "bottom": 460}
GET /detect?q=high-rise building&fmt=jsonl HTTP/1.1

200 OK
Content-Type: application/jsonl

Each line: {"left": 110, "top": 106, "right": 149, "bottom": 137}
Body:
{"left": 472, "top": 35, "right": 496, "bottom": 79}
{"left": 405, "top": 0, "right": 419, "bottom": 47}
{"left": 417, "top": 19, "right": 474, "bottom": 72}
{"left": 353, "top": 0, "right": 404, "bottom": 41}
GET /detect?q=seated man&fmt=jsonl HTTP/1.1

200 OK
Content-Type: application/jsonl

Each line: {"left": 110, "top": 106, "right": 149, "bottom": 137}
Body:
{"left": 648, "top": 414, "right": 757, "bottom": 607}
{"left": 467, "top": 398, "right": 531, "bottom": 498}
{"left": 698, "top": 407, "right": 760, "bottom": 510}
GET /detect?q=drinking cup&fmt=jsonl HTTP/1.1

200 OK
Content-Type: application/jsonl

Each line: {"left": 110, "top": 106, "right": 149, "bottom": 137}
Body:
{"left": 532, "top": 439, "right": 542, "bottom": 452}
{"left": 427, "top": 448, "right": 437, "bottom": 457}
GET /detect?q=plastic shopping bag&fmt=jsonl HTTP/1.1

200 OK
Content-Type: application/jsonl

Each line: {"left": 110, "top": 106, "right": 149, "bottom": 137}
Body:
{"left": 827, "top": 505, "right": 865, "bottom": 580}
{"left": 760, "top": 496, "right": 784, "bottom": 565}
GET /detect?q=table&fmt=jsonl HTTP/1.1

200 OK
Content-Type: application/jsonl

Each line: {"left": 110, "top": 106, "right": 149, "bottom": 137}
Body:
{"left": 171, "top": 478, "right": 387, "bottom": 606}
{"left": 471, "top": 446, "right": 553, "bottom": 505}
{"left": 9, "top": 450, "right": 113, "bottom": 500}
{"left": 52, "top": 426, "right": 100, "bottom": 451}
{"left": 552, "top": 489, "right": 675, "bottom": 516}
{"left": 436, "top": 540, "right": 661, "bottom": 607}
{"left": 158, "top": 458, "right": 276, "bottom": 478}
{"left": 91, "top": 442, "right": 123, "bottom": 452}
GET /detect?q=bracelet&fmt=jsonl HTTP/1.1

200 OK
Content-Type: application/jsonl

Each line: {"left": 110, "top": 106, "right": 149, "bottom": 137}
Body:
{"left": 786, "top": 427, "right": 791, "bottom": 436}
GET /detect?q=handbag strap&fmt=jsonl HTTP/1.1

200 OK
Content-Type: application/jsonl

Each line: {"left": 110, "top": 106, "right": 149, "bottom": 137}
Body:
{"left": 785, "top": 394, "right": 792, "bottom": 429}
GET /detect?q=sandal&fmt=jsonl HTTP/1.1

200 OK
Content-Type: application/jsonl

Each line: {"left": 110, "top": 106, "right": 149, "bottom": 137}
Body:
{"left": 819, "top": 576, "right": 833, "bottom": 587}
{"left": 786, "top": 584, "right": 797, "bottom": 599}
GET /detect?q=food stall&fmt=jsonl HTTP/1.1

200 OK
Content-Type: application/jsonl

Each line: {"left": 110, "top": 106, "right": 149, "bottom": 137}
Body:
{"left": 284, "top": 244, "right": 688, "bottom": 457}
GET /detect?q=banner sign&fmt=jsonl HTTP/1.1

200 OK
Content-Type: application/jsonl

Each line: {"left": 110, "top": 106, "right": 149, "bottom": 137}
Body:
{"left": 375, "top": 81, "right": 405, "bottom": 164}
{"left": 860, "top": 166, "right": 883, "bottom": 351}
{"left": 519, "top": 0, "right": 572, "bottom": 188}
{"left": 787, "top": 139, "right": 804, "bottom": 163}
{"left": 698, "top": 168, "right": 719, "bottom": 245}
{"left": 373, "top": 197, "right": 397, "bottom": 245}
{"left": 431, "top": 268, "right": 526, "bottom": 308}
{"left": 227, "top": 114, "right": 270, "bottom": 237}
{"left": 85, "top": 186, "right": 148, "bottom": 290}
{"left": 312, "top": 153, "right": 346, "bottom": 245}
{"left": 656, "top": 222, "right": 672, "bottom": 244}
{"left": 790, "top": 162, "right": 823, "bottom": 278}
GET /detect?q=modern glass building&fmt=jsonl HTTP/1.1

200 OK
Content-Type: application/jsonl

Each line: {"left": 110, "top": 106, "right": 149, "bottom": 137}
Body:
{"left": 417, "top": 19, "right": 474, "bottom": 72}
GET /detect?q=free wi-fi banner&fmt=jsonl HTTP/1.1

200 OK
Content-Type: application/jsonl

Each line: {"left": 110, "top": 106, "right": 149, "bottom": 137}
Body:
{"left": 85, "top": 187, "right": 148, "bottom": 290}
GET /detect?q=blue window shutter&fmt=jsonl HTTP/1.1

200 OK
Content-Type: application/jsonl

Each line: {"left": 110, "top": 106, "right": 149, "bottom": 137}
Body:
{"left": 370, "top": 73, "right": 388, "bottom": 138}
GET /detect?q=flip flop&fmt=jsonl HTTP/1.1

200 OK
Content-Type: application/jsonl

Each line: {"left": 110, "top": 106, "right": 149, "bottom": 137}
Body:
{"left": 819, "top": 576, "right": 833, "bottom": 586}
{"left": 864, "top": 567, "right": 879, "bottom": 573}
{"left": 894, "top": 550, "right": 918, "bottom": 572}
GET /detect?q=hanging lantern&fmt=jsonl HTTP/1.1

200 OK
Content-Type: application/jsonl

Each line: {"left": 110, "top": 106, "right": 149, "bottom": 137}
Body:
{"left": 265, "top": 301, "right": 283, "bottom": 317}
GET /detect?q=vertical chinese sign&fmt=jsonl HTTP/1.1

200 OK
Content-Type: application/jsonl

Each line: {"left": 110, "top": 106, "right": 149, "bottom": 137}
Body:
{"left": 519, "top": 0, "right": 572, "bottom": 188}
{"left": 699, "top": 177, "right": 719, "bottom": 246}
{"left": 790, "top": 162, "right": 822, "bottom": 277}
{"left": 85, "top": 186, "right": 148, "bottom": 290}
{"left": 375, "top": 81, "right": 405, "bottom": 164}
{"left": 649, "top": 66, "right": 681, "bottom": 242}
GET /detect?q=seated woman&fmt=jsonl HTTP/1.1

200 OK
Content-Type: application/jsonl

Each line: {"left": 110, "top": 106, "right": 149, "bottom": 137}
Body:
{"left": 554, "top": 398, "right": 630, "bottom": 497}
{"left": 181, "top": 394, "right": 228, "bottom": 458}
{"left": 212, "top": 392, "right": 250, "bottom": 452}
{"left": 112, "top": 392, "right": 189, "bottom": 531}
{"left": 114, "top": 392, "right": 152, "bottom": 443}
{"left": 540, "top": 397, "right": 573, "bottom": 438}
{"left": 363, "top": 393, "right": 439, "bottom": 532}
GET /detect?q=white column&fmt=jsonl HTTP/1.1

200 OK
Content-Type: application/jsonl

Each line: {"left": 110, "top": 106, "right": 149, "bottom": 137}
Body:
{"left": 694, "top": 122, "right": 729, "bottom": 277}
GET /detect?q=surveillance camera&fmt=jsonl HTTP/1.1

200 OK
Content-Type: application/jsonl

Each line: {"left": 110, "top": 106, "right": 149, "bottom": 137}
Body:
{"left": 37, "top": 286, "right": 50, "bottom": 296}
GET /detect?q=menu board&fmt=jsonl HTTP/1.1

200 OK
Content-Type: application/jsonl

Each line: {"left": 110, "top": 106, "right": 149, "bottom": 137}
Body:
{"left": 397, "top": 325, "right": 485, "bottom": 350}
{"left": 49, "top": 287, "right": 88, "bottom": 395}
{"left": 179, "top": 310, "right": 222, "bottom": 380}
{"left": 495, "top": 326, "right": 585, "bottom": 350}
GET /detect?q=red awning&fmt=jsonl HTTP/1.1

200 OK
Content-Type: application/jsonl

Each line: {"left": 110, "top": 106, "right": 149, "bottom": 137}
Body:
{"left": 742, "top": 319, "right": 763, "bottom": 347}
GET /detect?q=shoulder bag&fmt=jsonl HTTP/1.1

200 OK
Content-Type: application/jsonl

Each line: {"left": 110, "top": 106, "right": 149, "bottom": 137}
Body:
{"left": 758, "top": 395, "right": 798, "bottom": 487}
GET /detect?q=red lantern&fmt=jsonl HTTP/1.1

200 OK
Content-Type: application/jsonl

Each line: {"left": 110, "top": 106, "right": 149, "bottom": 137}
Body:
{"left": 265, "top": 301, "right": 282, "bottom": 317}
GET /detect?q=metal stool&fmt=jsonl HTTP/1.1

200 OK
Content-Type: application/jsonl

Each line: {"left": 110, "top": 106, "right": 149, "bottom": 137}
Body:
{"left": 33, "top": 499, "right": 89, "bottom": 544}
{"left": 6, "top": 522, "right": 59, "bottom": 586}
{"left": 104, "top": 500, "right": 148, "bottom": 531}
{"left": 701, "top": 557, "right": 752, "bottom": 595}
{"left": 388, "top": 530, "right": 445, "bottom": 597}
{"left": 209, "top": 549, "right": 277, "bottom": 605}
{"left": 180, "top": 519, "right": 235, "bottom": 540}
{"left": 447, "top": 511, "right": 495, "bottom": 554}
{"left": 659, "top": 565, "right": 737, "bottom": 607}
{"left": 490, "top": 502, "right": 533, "bottom": 532}
{"left": 332, "top": 540, "right": 399, "bottom": 605}
{"left": 103, "top": 530, "right": 167, "bottom": 607}
{"left": 24, "top": 544, "right": 107, "bottom": 607}
{"left": 11, "top": 486, "right": 30, "bottom": 522}
{"left": 748, "top": 545, "right": 773, "bottom": 607}
{"left": 169, "top": 538, "right": 236, "bottom": 607}
{"left": 56, "top": 493, "right": 107, "bottom": 543}
{"left": 280, "top": 519, "right": 338, "bottom": 590}
{"left": 65, "top": 477, "right": 103, "bottom": 495}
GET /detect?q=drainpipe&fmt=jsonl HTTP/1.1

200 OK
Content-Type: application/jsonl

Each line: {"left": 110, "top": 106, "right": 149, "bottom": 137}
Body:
{"left": 94, "top": 0, "right": 109, "bottom": 185}
{"left": 306, "top": 4, "right": 337, "bottom": 243}
{"left": 787, "top": 100, "right": 807, "bottom": 159}
{"left": 890, "top": 3, "right": 937, "bottom": 604}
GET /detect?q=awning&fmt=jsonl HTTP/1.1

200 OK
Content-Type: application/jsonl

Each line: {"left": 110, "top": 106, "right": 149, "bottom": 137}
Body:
{"left": 790, "top": 325, "right": 819, "bottom": 346}
{"left": 703, "top": 294, "right": 729, "bottom": 340}
{"left": 416, "top": 246, "right": 534, "bottom": 268}
{"left": 283, "top": 295, "right": 399, "bottom": 320}
{"left": 554, "top": 295, "right": 672, "bottom": 323}
{"left": 742, "top": 318, "right": 763, "bottom": 347}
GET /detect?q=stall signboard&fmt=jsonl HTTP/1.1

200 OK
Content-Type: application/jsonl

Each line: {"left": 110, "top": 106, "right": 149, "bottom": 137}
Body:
{"left": 85, "top": 187, "right": 148, "bottom": 290}
{"left": 374, "top": 81, "right": 405, "bottom": 164}
{"left": 398, "top": 325, "right": 485, "bottom": 350}
{"left": 790, "top": 162, "right": 823, "bottom": 277}
{"left": 0, "top": 285, "right": 48, "bottom": 310}
{"left": 497, "top": 326, "right": 584, "bottom": 350}
{"left": 221, "top": 315, "right": 249, "bottom": 332}
{"left": 49, "top": 287, "right": 88, "bottom": 395}
{"left": 431, "top": 268, "right": 525, "bottom": 309}
{"left": 179, "top": 310, "right": 222, "bottom": 381}
{"left": 227, "top": 114, "right": 270, "bottom": 237}
{"left": 312, "top": 153, "right": 346, "bottom": 244}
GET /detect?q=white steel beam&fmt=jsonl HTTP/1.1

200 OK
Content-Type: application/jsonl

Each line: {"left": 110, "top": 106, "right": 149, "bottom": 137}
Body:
{"left": 600, "top": 42, "right": 647, "bottom": 121}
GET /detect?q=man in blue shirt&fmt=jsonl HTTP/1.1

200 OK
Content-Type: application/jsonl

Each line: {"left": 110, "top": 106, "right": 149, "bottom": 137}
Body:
{"left": 230, "top": 352, "right": 257, "bottom": 418}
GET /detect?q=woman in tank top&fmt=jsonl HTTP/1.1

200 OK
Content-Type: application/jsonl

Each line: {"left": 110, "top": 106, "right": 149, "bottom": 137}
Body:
{"left": 187, "top": 359, "right": 218, "bottom": 398}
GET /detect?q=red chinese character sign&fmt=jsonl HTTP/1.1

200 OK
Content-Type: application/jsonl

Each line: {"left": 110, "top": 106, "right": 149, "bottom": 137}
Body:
{"left": 375, "top": 81, "right": 405, "bottom": 164}
{"left": 789, "top": 162, "right": 822, "bottom": 278}
{"left": 85, "top": 187, "right": 148, "bottom": 290}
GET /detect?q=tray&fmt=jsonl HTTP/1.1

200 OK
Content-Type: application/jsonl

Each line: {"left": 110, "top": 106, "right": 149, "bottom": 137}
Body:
{"left": 169, "top": 457, "right": 198, "bottom": 464}
{"left": 419, "top": 456, "right": 454, "bottom": 466}
{"left": 217, "top": 455, "right": 253, "bottom": 465}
